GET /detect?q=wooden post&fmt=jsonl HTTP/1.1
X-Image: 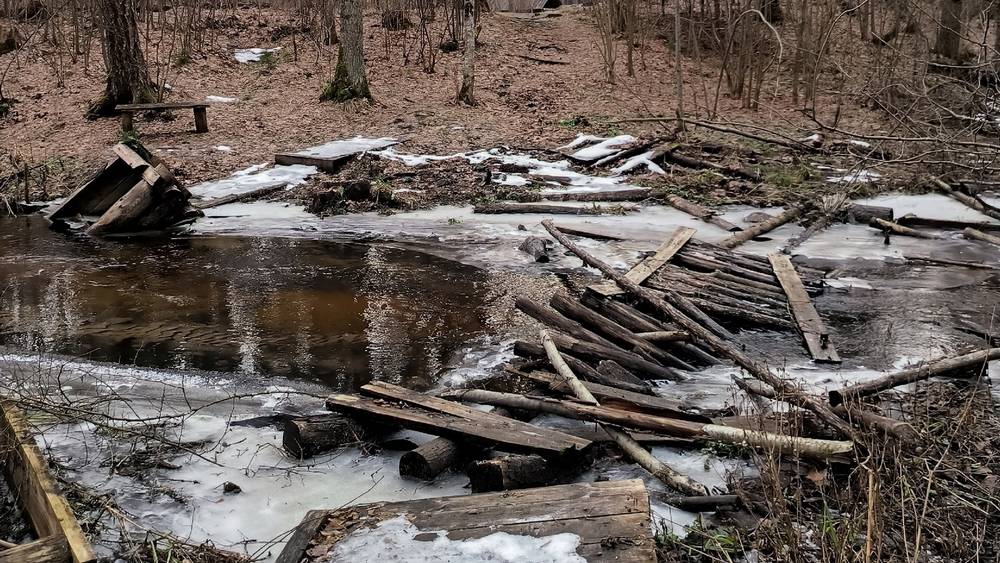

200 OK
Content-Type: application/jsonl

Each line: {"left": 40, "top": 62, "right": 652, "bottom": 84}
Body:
{"left": 120, "top": 111, "right": 134, "bottom": 131}
{"left": 193, "top": 106, "right": 209, "bottom": 133}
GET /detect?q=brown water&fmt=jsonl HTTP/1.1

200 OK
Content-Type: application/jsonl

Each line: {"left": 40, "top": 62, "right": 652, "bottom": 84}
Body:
{"left": 0, "top": 216, "right": 521, "bottom": 390}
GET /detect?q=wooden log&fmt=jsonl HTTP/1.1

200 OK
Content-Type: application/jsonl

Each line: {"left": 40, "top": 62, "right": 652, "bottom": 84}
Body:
{"left": 636, "top": 330, "right": 689, "bottom": 342}
{"left": 540, "top": 330, "right": 597, "bottom": 405}
{"left": 713, "top": 270, "right": 788, "bottom": 297}
{"left": 933, "top": 177, "right": 1000, "bottom": 222}
{"left": 467, "top": 454, "right": 559, "bottom": 492}
{"left": 869, "top": 217, "right": 942, "bottom": 240}
{"left": 542, "top": 220, "right": 857, "bottom": 438}
{"left": 473, "top": 203, "right": 631, "bottom": 215}
{"left": 666, "top": 195, "right": 741, "bottom": 231}
{"left": 896, "top": 215, "right": 1000, "bottom": 232}
{"left": 85, "top": 178, "right": 156, "bottom": 236}
{"left": 515, "top": 297, "right": 607, "bottom": 346}
{"left": 651, "top": 493, "right": 742, "bottom": 512}
{"left": 768, "top": 253, "right": 840, "bottom": 363}
{"left": 512, "top": 341, "right": 652, "bottom": 393}
{"left": 550, "top": 293, "right": 682, "bottom": 367}
{"left": 589, "top": 226, "right": 696, "bottom": 297}
{"left": 832, "top": 405, "right": 919, "bottom": 442}
{"left": 658, "top": 150, "right": 761, "bottom": 181}
{"left": 651, "top": 271, "right": 788, "bottom": 310}
{"left": 674, "top": 253, "right": 786, "bottom": 288}
{"left": 679, "top": 294, "right": 795, "bottom": 330}
{"left": 400, "top": 437, "right": 461, "bottom": 480}
{"left": 845, "top": 204, "right": 893, "bottom": 224}
{"left": 442, "top": 390, "right": 854, "bottom": 459}
{"left": 548, "top": 332, "right": 684, "bottom": 381}
{"left": 282, "top": 413, "right": 371, "bottom": 458}
{"left": 194, "top": 184, "right": 285, "bottom": 210}
{"left": 963, "top": 227, "right": 1000, "bottom": 246}
{"left": 510, "top": 368, "right": 708, "bottom": 422}
{"left": 537, "top": 335, "right": 707, "bottom": 496}
{"left": 828, "top": 348, "right": 1000, "bottom": 406}
{"left": 541, "top": 188, "right": 652, "bottom": 202}
{"left": 718, "top": 207, "right": 802, "bottom": 249}
{"left": 518, "top": 236, "right": 550, "bottom": 262}
{"left": 549, "top": 224, "right": 627, "bottom": 241}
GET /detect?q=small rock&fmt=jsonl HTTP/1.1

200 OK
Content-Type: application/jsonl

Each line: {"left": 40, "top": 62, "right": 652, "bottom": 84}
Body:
{"left": 223, "top": 481, "right": 242, "bottom": 494}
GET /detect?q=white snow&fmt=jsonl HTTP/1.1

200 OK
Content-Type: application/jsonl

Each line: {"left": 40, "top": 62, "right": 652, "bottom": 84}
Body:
{"left": 327, "top": 516, "right": 586, "bottom": 563}
{"left": 188, "top": 164, "right": 317, "bottom": 199}
{"left": 290, "top": 136, "right": 400, "bottom": 159}
{"left": 206, "top": 95, "right": 238, "bottom": 103}
{"left": 826, "top": 169, "right": 881, "bottom": 184}
{"left": 611, "top": 150, "right": 666, "bottom": 175}
{"left": 234, "top": 47, "right": 281, "bottom": 63}
{"left": 562, "top": 134, "right": 637, "bottom": 162}
{"left": 214, "top": 145, "right": 233, "bottom": 152}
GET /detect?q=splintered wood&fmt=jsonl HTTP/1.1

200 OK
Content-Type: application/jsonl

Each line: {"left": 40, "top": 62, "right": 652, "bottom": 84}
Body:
{"left": 275, "top": 480, "right": 656, "bottom": 563}
{"left": 768, "top": 253, "right": 840, "bottom": 363}
{"left": 590, "top": 226, "right": 696, "bottom": 297}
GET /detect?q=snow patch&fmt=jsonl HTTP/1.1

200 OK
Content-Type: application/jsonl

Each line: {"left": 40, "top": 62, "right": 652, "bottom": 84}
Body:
{"left": 206, "top": 95, "right": 238, "bottom": 103}
{"left": 189, "top": 164, "right": 317, "bottom": 200}
{"left": 234, "top": 47, "right": 281, "bottom": 63}
{"left": 327, "top": 516, "right": 586, "bottom": 563}
{"left": 290, "top": 137, "right": 400, "bottom": 159}
{"left": 826, "top": 169, "right": 881, "bottom": 184}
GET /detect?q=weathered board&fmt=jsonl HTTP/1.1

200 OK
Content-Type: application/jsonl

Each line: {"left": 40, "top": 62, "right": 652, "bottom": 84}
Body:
{"left": 274, "top": 138, "right": 399, "bottom": 172}
{"left": 275, "top": 479, "right": 655, "bottom": 563}
{"left": 768, "top": 253, "right": 841, "bottom": 363}
{"left": 0, "top": 401, "right": 96, "bottom": 563}
{"left": 326, "top": 383, "right": 590, "bottom": 458}
{"left": 590, "top": 226, "right": 696, "bottom": 297}
{"left": 48, "top": 145, "right": 149, "bottom": 220}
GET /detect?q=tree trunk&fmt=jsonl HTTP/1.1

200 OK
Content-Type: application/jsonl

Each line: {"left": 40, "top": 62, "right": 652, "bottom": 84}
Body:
{"left": 322, "top": 0, "right": 371, "bottom": 102}
{"left": 88, "top": 0, "right": 153, "bottom": 117}
{"left": 934, "top": 0, "right": 962, "bottom": 60}
{"left": 456, "top": 0, "right": 475, "bottom": 104}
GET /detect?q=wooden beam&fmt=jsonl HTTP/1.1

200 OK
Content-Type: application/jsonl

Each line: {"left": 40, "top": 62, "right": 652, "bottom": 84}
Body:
{"left": 1, "top": 401, "right": 96, "bottom": 563}
{"left": 768, "top": 253, "right": 840, "bottom": 363}
{"left": 590, "top": 226, "right": 696, "bottom": 297}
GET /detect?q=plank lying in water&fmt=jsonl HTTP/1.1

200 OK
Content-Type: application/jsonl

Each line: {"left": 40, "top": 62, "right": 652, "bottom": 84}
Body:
{"left": 275, "top": 479, "right": 655, "bottom": 563}
{"left": 326, "top": 383, "right": 591, "bottom": 458}
{"left": 0, "top": 400, "right": 96, "bottom": 563}
{"left": 590, "top": 226, "right": 696, "bottom": 297}
{"left": 767, "top": 253, "right": 841, "bottom": 363}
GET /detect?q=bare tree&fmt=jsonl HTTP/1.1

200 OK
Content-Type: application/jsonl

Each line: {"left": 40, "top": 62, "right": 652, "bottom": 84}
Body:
{"left": 456, "top": 0, "right": 474, "bottom": 105}
{"left": 934, "top": 0, "right": 963, "bottom": 60}
{"left": 322, "top": 0, "right": 372, "bottom": 101}
{"left": 87, "top": 0, "right": 154, "bottom": 118}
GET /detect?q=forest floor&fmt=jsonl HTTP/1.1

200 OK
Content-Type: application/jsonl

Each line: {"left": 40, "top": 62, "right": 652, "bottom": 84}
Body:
{"left": 0, "top": 5, "right": 895, "bottom": 209}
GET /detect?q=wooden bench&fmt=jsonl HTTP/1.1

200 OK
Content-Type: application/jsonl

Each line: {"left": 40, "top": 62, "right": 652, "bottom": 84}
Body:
{"left": 115, "top": 102, "right": 211, "bottom": 133}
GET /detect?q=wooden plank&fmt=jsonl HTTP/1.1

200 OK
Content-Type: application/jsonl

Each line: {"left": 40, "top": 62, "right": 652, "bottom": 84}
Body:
{"left": 325, "top": 393, "right": 590, "bottom": 457}
{"left": 115, "top": 101, "right": 208, "bottom": 111}
{"left": 273, "top": 510, "right": 327, "bottom": 563}
{"left": 0, "top": 536, "right": 69, "bottom": 563}
{"left": 274, "top": 152, "right": 353, "bottom": 172}
{"left": 279, "top": 479, "right": 655, "bottom": 563}
{"left": 1, "top": 401, "right": 96, "bottom": 563}
{"left": 768, "top": 253, "right": 841, "bottom": 363}
{"left": 590, "top": 227, "right": 696, "bottom": 297}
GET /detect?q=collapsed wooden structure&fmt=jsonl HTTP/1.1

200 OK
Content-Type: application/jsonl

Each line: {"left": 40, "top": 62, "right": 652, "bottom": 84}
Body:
{"left": 48, "top": 143, "right": 201, "bottom": 236}
{"left": 0, "top": 401, "right": 96, "bottom": 563}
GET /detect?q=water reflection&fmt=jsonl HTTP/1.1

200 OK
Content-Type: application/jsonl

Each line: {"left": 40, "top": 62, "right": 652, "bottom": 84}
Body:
{"left": 0, "top": 217, "right": 499, "bottom": 390}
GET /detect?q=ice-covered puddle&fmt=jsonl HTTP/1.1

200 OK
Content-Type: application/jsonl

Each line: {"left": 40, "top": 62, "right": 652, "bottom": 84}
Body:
{"left": 327, "top": 516, "right": 586, "bottom": 563}
{"left": 187, "top": 162, "right": 317, "bottom": 200}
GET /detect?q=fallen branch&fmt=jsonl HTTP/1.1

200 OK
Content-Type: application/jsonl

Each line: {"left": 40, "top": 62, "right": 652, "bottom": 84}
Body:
{"left": 828, "top": 348, "right": 1000, "bottom": 405}
{"left": 542, "top": 220, "right": 857, "bottom": 438}
{"left": 718, "top": 207, "right": 802, "bottom": 249}
{"left": 963, "top": 227, "right": 1000, "bottom": 247}
{"left": 474, "top": 203, "right": 633, "bottom": 215}
{"left": 869, "top": 217, "right": 942, "bottom": 240}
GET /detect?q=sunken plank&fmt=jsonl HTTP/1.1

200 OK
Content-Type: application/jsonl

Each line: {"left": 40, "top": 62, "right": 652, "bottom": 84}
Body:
{"left": 511, "top": 369, "right": 710, "bottom": 423}
{"left": 0, "top": 401, "right": 96, "bottom": 563}
{"left": 590, "top": 226, "right": 696, "bottom": 297}
{"left": 273, "top": 152, "right": 352, "bottom": 172}
{"left": 768, "top": 254, "right": 841, "bottom": 363}
{"left": 326, "top": 390, "right": 590, "bottom": 457}
{"left": 277, "top": 479, "right": 655, "bottom": 563}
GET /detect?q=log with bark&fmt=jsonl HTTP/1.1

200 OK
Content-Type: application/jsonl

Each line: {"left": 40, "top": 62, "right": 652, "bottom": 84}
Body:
{"left": 828, "top": 348, "right": 1000, "bottom": 406}
{"left": 512, "top": 340, "right": 652, "bottom": 393}
{"left": 963, "top": 227, "right": 1000, "bottom": 247}
{"left": 282, "top": 414, "right": 372, "bottom": 458}
{"left": 542, "top": 220, "right": 857, "bottom": 438}
{"left": 442, "top": 390, "right": 854, "bottom": 459}
{"left": 666, "top": 195, "right": 741, "bottom": 231}
{"left": 467, "top": 454, "right": 560, "bottom": 492}
{"left": 518, "top": 236, "right": 550, "bottom": 262}
{"left": 869, "top": 217, "right": 942, "bottom": 240}
{"left": 718, "top": 207, "right": 802, "bottom": 249}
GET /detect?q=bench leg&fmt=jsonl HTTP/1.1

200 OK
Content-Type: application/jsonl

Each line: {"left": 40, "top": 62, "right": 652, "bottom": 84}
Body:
{"left": 121, "top": 112, "right": 134, "bottom": 132}
{"left": 193, "top": 107, "right": 209, "bottom": 133}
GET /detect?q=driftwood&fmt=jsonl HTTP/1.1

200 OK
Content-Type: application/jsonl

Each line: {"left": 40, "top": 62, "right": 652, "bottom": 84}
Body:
{"left": 636, "top": 330, "right": 689, "bottom": 342}
{"left": 543, "top": 220, "right": 857, "bottom": 438}
{"left": 549, "top": 224, "right": 627, "bottom": 241}
{"left": 512, "top": 341, "right": 653, "bottom": 393}
{"left": 718, "top": 207, "right": 802, "bottom": 249}
{"left": 828, "top": 348, "right": 1000, "bottom": 406}
{"left": 537, "top": 335, "right": 707, "bottom": 496}
{"left": 443, "top": 390, "right": 853, "bottom": 458}
{"left": 963, "top": 227, "right": 1000, "bottom": 246}
{"left": 666, "top": 195, "right": 741, "bottom": 231}
{"left": 518, "top": 236, "right": 550, "bottom": 262}
{"left": 869, "top": 217, "right": 942, "bottom": 240}
{"left": 546, "top": 333, "right": 684, "bottom": 381}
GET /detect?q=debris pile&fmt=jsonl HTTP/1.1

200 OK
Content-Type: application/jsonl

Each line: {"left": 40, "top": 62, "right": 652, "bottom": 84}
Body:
{"left": 48, "top": 143, "right": 201, "bottom": 236}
